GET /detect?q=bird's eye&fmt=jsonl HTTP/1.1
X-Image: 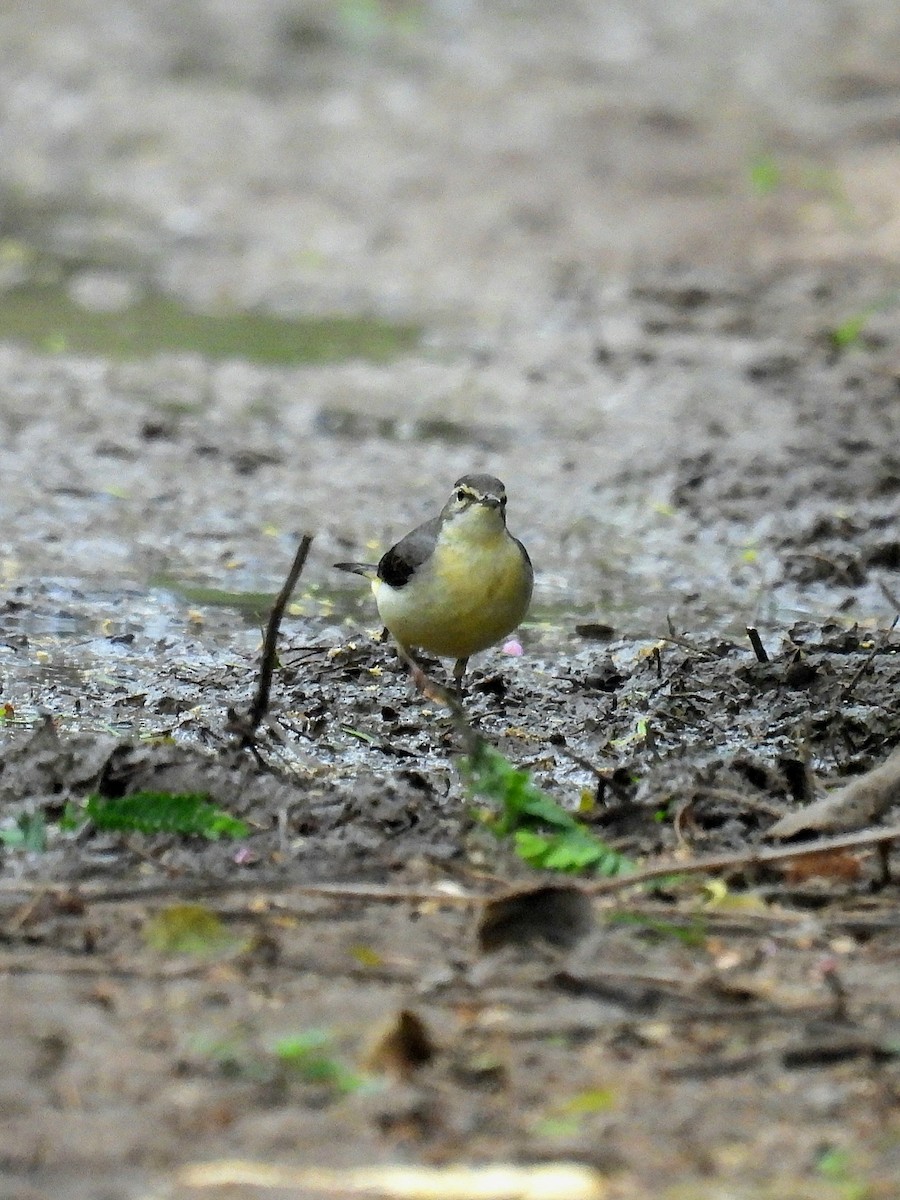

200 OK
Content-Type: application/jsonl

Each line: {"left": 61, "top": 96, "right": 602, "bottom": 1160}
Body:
{"left": 455, "top": 489, "right": 468, "bottom": 502}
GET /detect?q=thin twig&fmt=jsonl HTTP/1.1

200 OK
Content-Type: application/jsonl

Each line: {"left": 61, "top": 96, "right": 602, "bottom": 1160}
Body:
{"left": 2, "top": 824, "right": 898, "bottom": 909}
{"left": 0, "top": 954, "right": 220, "bottom": 980}
{"left": 554, "top": 744, "right": 615, "bottom": 781}
{"left": 842, "top": 615, "right": 898, "bottom": 699}
{"left": 746, "top": 626, "right": 769, "bottom": 663}
{"left": 657, "top": 633, "right": 721, "bottom": 658}
{"left": 683, "top": 786, "right": 786, "bottom": 818}
{"left": 581, "top": 823, "right": 900, "bottom": 894}
{"left": 662, "top": 1050, "right": 766, "bottom": 1079}
{"left": 878, "top": 579, "right": 900, "bottom": 612}
{"left": 0, "top": 877, "right": 484, "bottom": 906}
{"left": 229, "top": 534, "right": 313, "bottom": 744}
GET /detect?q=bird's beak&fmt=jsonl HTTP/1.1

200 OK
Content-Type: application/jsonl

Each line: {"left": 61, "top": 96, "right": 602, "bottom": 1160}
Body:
{"left": 479, "top": 495, "right": 502, "bottom": 509}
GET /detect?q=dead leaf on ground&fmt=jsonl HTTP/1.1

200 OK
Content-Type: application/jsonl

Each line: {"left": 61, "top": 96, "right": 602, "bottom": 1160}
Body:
{"left": 363, "top": 1009, "right": 436, "bottom": 1079}
{"left": 477, "top": 884, "right": 595, "bottom": 953}
{"left": 778, "top": 848, "right": 864, "bottom": 882}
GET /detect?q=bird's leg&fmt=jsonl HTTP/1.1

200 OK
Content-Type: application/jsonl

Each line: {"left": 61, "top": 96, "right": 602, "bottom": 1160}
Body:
{"left": 452, "top": 657, "right": 469, "bottom": 695}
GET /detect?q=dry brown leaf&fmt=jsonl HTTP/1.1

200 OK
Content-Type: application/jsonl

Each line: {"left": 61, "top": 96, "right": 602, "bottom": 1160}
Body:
{"left": 477, "top": 884, "right": 594, "bottom": 953}
{"left": 363, "top": 1009, "right": 436, "bottom": 1079}
{"left": 778, "top": 848, "right": 864, "bottom": 882}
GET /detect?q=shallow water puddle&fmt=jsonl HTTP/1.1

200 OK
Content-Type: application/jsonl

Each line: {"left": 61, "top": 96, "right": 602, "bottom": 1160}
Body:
{"left": 152, "top": 574, "right": 371, "bottom": 625}
{"left": 0, "top": 283, "right": 420, "bottom": 363}
{"left": 1, "top": 559, "right": 895, "bottom": 740}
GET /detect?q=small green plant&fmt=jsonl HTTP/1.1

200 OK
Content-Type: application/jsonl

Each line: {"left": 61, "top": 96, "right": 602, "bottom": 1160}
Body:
{"left": 66, "top": 791, "right": 249, "bottom": 839}
{"left": 747, "top": 153, "right": 783, "bottom": 196}
{"left": 189, "top": 1028, "right": 368, "bottom": 1098}
{"left": 339, "top": 0, "right": 422, "bottom": 41}
{"left": 816, "top": 1146, "right": 870, "bottom": 1200}
{"left": 464, "top": 745, "right": 632, "bottom": 877}
{"left": 274, "top": 1030, "right": 366, "bottom": 1095}
{"left": 144, "top": 904, "right": 242, "bottom": 956}
{"left": 609, "top": 909, "right": 707, "bottom": 946}
{"left": 747, "top": 152, "right": 854, "bottom": 222}
{"left": 0, "top": 812, "right": 47, "bottom": 852}
{"left": 829, "top": 311, "right": 870, "bottom": 351}
{"left": 828, "top": 291, "right": 898, "bottom": 353}
{"left": 514, "top": 826, "right": 628, "bottom": 874}
{"left": 534, "top": 1087, "right": 616, "bottom": 1138}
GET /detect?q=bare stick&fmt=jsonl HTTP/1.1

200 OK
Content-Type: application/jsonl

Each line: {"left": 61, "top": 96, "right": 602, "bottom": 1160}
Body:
{"left": 3, "top": 824, "right": 899, "bottom": 910}
{"left": 746, "top": 626, "right": 769, "bottom": 663}
{"left": 231, "top": 534, "right": 313, "bottom": 743}
{"left": 842, "top": 615, "right": 898, "bottom": 699}
{"left": 0, "top": 877, "right": 483, "bottom": 906}
{"left": 657, "top": 633, "right": 720, "bottom": 658}
{"left": 555, "top": 744, "right": 614, "bottom": 782}
{"left": 582, "top": 823, "right": 900, "bottom": 894}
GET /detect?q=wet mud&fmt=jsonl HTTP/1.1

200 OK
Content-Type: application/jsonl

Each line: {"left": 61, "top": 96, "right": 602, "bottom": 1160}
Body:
{"left": 2, "top": 3, "right": 900, "bottom": 1198}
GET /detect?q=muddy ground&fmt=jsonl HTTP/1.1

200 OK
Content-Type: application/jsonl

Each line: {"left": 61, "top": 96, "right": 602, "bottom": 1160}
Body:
{"left": 2, "top": 3, "right": 900, "bottom": 1198}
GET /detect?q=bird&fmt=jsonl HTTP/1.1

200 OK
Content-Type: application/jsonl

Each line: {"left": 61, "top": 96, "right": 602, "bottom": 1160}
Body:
{"left": 335, "top": 473, "right": 533, "bottom": 692}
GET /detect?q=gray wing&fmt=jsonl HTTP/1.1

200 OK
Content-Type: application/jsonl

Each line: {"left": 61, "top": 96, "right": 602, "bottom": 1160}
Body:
{"left": 377, "top": 515, "right": 442, "bottom": 588}
{"left": 514, "top": 536, "right": 534, "bottom": 588}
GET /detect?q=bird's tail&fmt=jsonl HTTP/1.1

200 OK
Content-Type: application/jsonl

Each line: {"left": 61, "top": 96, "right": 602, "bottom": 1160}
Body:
{"left": 334, "top": 561, "right": 377, "bottom": 579}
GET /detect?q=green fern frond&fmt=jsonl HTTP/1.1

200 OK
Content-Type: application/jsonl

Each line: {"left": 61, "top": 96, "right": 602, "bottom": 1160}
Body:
{"left": 82, "top": 791, "right": 248, "bottom": 839}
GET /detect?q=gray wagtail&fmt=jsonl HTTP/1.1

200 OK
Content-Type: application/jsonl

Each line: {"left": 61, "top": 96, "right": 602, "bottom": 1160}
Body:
{"left": 335, "top": 474, "right": 533, "bottom": 691}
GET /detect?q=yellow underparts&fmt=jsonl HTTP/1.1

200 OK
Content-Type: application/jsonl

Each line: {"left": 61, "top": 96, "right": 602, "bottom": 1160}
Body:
{"left": 372, "top": 517, "right": 531, "bottom": 660}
